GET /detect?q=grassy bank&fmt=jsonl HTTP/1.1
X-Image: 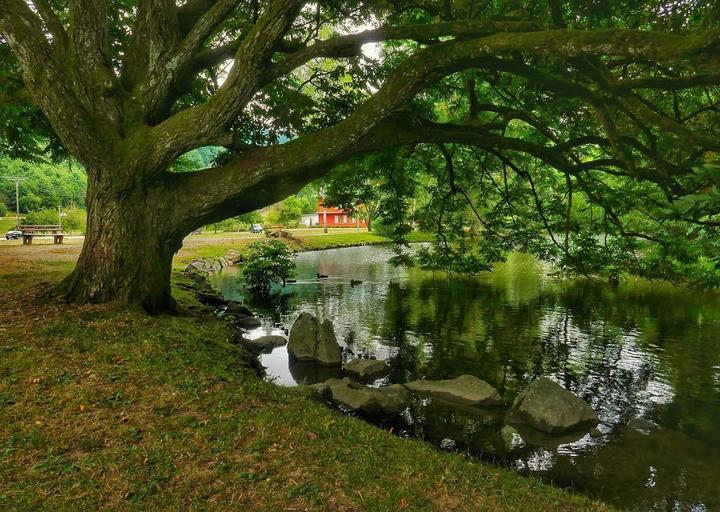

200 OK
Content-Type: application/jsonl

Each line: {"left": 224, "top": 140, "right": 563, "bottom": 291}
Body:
{"left": 175, "top": 230, "right": 431, "bottom": 269}
{"left": 0, "top": 234, "right": 611, "bottom": 511}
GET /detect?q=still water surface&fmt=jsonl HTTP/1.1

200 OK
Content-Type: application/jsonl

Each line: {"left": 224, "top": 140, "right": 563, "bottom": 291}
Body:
{"left": 211, "top": 245, "right": 720, "bottom": 510}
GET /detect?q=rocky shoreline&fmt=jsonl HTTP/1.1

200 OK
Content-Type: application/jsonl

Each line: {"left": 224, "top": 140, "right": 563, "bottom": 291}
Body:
{"left": 180, "top": 267, "right": 600, "bottom": 458}
{"left": 184, "top": 248, "right": 243, "bottom": 275}
{"left": 177, "top": 268, "right": 275, "bottom": 375}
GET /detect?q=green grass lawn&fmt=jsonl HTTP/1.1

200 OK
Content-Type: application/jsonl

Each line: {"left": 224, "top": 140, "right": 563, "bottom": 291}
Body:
{"left": 0, "top": 216, "right": 19, "bottom": 232}
{"left": 0, "top": 233, "right": 611, "bottom": 511}
{"left": 176, "top": 231, "right": 433, "bottom": 269}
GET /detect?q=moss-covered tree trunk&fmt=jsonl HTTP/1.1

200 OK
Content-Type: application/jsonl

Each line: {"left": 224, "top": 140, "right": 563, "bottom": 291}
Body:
{"left": 59, "top": 176, "right": 183, "bottom": 313}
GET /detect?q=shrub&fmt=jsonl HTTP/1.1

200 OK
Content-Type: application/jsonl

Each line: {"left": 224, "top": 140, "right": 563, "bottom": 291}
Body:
{"left": 24, "top": 208, "right": 58, "bottom": 225}
{"left": 0, "top": 202, "right": 7, "bottom": 217}
{"left": 207, "top": 218, "right": 241, "bottom": 233}
{"left": 240, "top": 239, "right": 296, "bottom": 297}
{"left": 62, "top": 207, "right": 87, "bottom": 233}
{"left": 24, "top": 207, "right": 87, "bottom": 233}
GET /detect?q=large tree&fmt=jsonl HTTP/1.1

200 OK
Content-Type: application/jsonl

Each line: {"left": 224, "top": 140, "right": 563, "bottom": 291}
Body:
{"left": 1, "top": 0, "right": 719, "bottom": 311}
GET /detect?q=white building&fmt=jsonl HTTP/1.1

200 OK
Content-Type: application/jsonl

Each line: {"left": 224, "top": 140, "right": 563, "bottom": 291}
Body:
{"left": 300, "top": 213, "right": 320, "bottom": 227}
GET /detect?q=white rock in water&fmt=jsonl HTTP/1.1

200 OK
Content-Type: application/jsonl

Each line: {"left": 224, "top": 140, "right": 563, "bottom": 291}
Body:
{"left": 242, "top": 335, "right": 287, "bottom": 351}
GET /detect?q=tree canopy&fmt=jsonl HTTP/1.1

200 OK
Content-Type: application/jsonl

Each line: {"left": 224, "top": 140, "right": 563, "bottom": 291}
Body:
{"left": 1, "top": 0, "right": 719, "bottom": 310}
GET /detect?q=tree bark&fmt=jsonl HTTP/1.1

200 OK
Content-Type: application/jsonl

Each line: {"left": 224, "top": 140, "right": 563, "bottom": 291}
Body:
{"left": 58, "top": 176, "right": 183, "bottom": 313}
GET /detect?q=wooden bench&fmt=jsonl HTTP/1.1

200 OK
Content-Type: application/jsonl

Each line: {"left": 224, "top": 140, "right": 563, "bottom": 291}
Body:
{"left": 19, "top": 225, "right": 65, "bottom": 245}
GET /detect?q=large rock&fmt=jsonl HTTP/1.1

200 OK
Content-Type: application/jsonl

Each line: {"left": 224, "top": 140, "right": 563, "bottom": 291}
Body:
{"left": 234, "top": 315, "right": 262, "bottom": 329}
{"left": 287, "top": 312, "right": 341, "bottom": 365}
{"left": 404, "top": 375, "right": 502, "bottom": 407}
{"left": 344, "top": 359, "right": 390, "bottom": 381}
{"left": 242, "top": 335, "right": 287, "bottom": 352}
{"left": 508, "top": 377, "right": 598, "bottom": 435}
{"left": 325, "top": 378, "right": 409, "bottom": 415}
{"left": 195, "top": 292, "right": 227, "bottom": 307}
{"left": 186, "top": 259, "right": 213, "bottom": 273}
{"left": 308, "top": 382, "right": 332, "bottom": 400}
{"left": 226, "top": 301, "right": 253, "bottom": 316}
{"left": 226, "top": 249, "right": 242, "bottom": 263}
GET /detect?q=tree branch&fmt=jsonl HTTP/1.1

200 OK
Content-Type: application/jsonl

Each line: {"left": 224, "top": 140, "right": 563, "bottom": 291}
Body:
{"left": 142, "top": 0, "right": 302, "bottom": 168}
{"left": 122, "top": 0, "right": 180, "bottom": 91}
{"left": 135, "top": 0, "right": 243, "bottom": 119}
{"left": 0, "top": 0, "right": 113, "bottom": 167}
{"left": 68, "top": 0, "right": 113, "bottom": 91}
{"left": 262, "top": 19, "right": 541, "bottom": 84}
{"left": 31, "top": 0, "right": 68, "bottom": 48}
{"left": 149, "top": 24, "right": 720, "bottom": 177}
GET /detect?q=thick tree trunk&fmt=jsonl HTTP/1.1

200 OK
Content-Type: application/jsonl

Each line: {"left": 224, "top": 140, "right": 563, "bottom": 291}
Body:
{"left": 59, "top": 180, "right": 183, "bottom": 313}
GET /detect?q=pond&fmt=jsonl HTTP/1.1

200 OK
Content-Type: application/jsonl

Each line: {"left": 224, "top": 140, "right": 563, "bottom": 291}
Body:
{"left": 211, "top": 245, "right": 720, "bottom": 511}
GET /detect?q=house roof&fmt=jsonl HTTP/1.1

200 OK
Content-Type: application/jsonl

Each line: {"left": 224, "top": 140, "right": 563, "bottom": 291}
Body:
{"left": 318, "top": 206, "right": 347, "bottom": 214}
{"left": 317, "top": 201, "right": 349, "bottom": 214}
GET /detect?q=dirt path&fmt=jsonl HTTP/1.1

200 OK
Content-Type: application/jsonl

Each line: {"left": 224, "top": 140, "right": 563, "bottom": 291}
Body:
{"left": 0, "top": 241, "right": 82, "bottom": 263}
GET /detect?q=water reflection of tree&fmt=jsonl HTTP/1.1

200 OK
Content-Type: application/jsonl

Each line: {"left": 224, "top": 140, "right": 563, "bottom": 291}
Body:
{"left": 219, "top": 249, "right": 720, "bottom": 443}
{"left": 379, "top": 282, "right": 425, "bottom": 383}
{"left": 377, "top": 267, "right": 720, "bottom": 433}
{"left": 556, "top": 281, "right": 720, "bottom": 410}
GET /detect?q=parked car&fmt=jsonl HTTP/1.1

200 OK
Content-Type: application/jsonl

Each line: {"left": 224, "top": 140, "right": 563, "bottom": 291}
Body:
{"left": 250, "top": 224, "right": 264, "bottom": 233}
{"left": 5, "top": 230, "right": 22, "bottom": 240}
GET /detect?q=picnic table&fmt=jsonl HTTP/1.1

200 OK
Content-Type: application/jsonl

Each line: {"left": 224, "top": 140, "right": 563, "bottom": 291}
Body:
{"left": 19, "top": 225, "right": 64, "bottom": 245}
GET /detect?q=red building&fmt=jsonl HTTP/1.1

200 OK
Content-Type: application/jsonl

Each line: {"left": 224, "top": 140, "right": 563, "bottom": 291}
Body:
{"left": 301, "top": 202, "right": 368, "bottom": 228}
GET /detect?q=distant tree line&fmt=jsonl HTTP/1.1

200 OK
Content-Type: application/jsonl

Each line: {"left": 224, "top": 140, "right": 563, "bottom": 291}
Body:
{"left": 0, "top": 157, "right": 86, "bottom": 213}
{"left": 264, "top": 186, "right": 318, "bottom": 228}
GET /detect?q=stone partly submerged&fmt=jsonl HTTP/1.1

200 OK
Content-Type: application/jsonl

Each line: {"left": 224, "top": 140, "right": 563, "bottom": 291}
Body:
{"left": 404, "top": 375, "right": 503, "bottom": 407}
{"left": 325, "top": 378, "right": 410, "bottom": 416}
{"left": 344, "top": 358, "right": 390, "bottom": 381}
{"left": 287, "top": 312, "right": 341, "bottom": 365}
{"left": 225, "top": 301, "right": 262, "bottom": 329}
{"left": 500, "top": 425, "right": 525, "bottom": 452}
{"left": 233, "top": 315, "right": 262, "bottom": 329}
{"left": 241, "top": 335, "right": 287, "bottom": 352}
{"left": 508, "top": 377, "right": 598, "bottom": 435}
{"left": 226, "top": 301, "right": 254, "bottom": 317}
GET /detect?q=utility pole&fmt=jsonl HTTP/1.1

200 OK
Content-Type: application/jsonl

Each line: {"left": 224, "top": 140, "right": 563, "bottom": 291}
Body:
{"left": 1, "top": 176, "right": 26, "bottom": 229}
